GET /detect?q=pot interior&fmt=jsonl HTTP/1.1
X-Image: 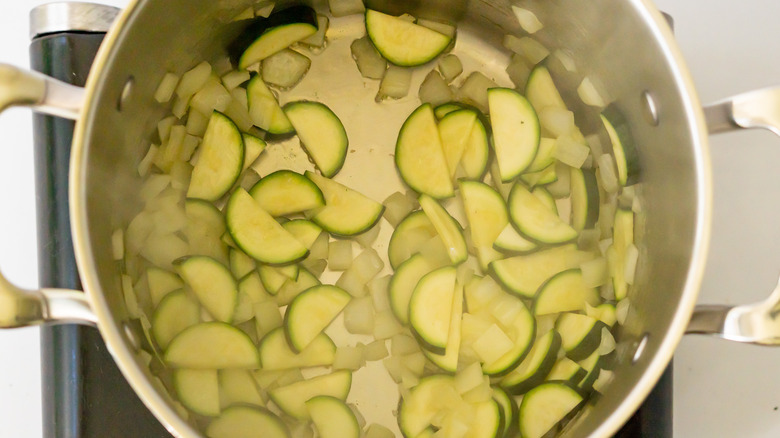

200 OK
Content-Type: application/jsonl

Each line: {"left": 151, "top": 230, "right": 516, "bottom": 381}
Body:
{"left": 73, "top": 0, "right": 709, "bottom": 436}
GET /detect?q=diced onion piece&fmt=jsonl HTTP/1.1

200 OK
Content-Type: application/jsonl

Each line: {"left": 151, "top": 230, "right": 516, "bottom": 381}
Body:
{"left": 212, "top": 57, "right": 233, "bottom": 76}
{"left": 383, "top": 356, "right": 403, "bottom": 383}
{"left": 383, "top": 192, "right": 416, "bottom": 227}
{"left": 619, "top": 185, "right": 636, "bottom": 209}
{"left": 354, "top": 222, "right": 381, "bottom": 248}
{"left": 365, "top": 423, "right": 395, "bottom": 438}
{"left": 417, "top": 18, "right": 456, "bottom": 39}
{"left": 254, "top": 300, "right": 283, "bottom": 339}
{"left": 506, "top": 54, "right": 531, "bottom": 90}
{"left": 418, "top": 70, "right": 453, "bottom": 108}
{"left": 554, "top": 135, "right": 590, "bottom": 169}
{"left": 624, "top": 243, "right": 639, "bottom": 285}
{"left": 464, "top": 275, "right": 502, "bottom": 314}
{"left": 189, "top": 79, "right": 232, "bottom": 116}
{"left": 137, "top": 144, "right": 159, "bottom": 177}
{"left": 300, "top": 15, "right": 329, "bottom": 48}
{"left": 598, "top": 327, "right": 616, "bottom": 356}
{"left": 580, "top": 257, "right": 609, "bottom": 288}
{"left": 553, "top": 49, "right": 577, "bottom": 73}
{"left": 255, "top": 2, "right": 274, "bottom": 18}
{"left": 179, "top": 135, "right": 200, "bottom": 162}
{"left": 457, "top": 72, "right": 497, "bottom": 113}
{"left": 578, "top": 76, "right": 607, "bottom": 107}
{"left": 221, "top": 70, "right": 250, "bottom": 91}
{"left": 224, "top": 92, "right": 255, "bottom": 133}
{"left": 157, "top": 115, "right": 177, "bottom": 144}
{"left": 351, "top": 36, "right": 387, "bottom": 80}
{"left": 545, "top": 162, "right": 571, "bottom": 198}
{"left": 302, "top": 258, "right": 327, "bottom": 277}
{"left": 350, "top": 248, "right": 384, "bottom": 282}
{"left": 140, "top": 175, "right": 171, "bottom": 203}
{"left": 329, "top": 0, "right": 365, "bottom": 17}
{"left": 462, "top": 376, "right": 492, "bottom": 404}
{"left": 600, "top": 281, "right": 615, "bottom": 301}
{"left": 369, "top": 275, "right": 391, "bottom": 312}
{"left": 373, "top": 311, "right": 403, "bottom": 339}
{"left": 363, "top": 339, "right": 389, "bottom": 361}
{"left": 334, "top": 344, "right": 365, "bottom": 370}
{"left": 308, "top": 231, "right": 329, "bottom": 260}
{"left": 577, "top": 228, "right": 601, "bottom": 250}
{"left": 262, "top": 49, "right": 311, "bottom": 89}
{"left": 597, "top": 154, "right": 620, "bottom": 194}
{"left": 344, "top": 296, "right": 375, "bottom": 335}
{"left": 140, "top": 233, "right": 188, "bottom": 270}
{"left": 155, "top": 72, "right": 180, "bottom": 103}
{"left": 517, "top": 36, "right": 550, "bottom": 65}
{"left": 592, "top": 369, "right": 615, "bottom": 393}
{"left": 616, "top": 298, "right": 630, "bottom": 325}
{"left": 454, "top": 362, "right": 484, "bottom": 394}
{"left": 539, "top": 107, "right": 575, "bottom": 137}
{"left": 391, "top": 334, "right": 420, "bottom": 356}
{"left": 472, "top": 324, "right": 513, "bottom": 365}
{"left": 396, "top": 13, "right": 416, "bottom": 22}
{"left": 171, "top": 94, "right": 189, "bottom": 119}
{"left": 377, "top": 66, "right": 412, "bottom": 101}
{"left": 185, "top": 109, "right": 208, "bottom": 136}
{"left": 328, "top": 240, "right": 353, "bottom": 271}
{"left": 502, "top": 34, "right": 525, "bottom": 55}
{"left": 175, "top": 61, "right": 212, "bottom": 99}
{"left": 169, "top": 161, "right": 192, "bottom": 192}
{"left": 586, "top": 133, "right": 604, "bottom": 158}
{"left": 438, "top": 54, "right": 463, "bottom": 83}
{"left": 404, "top": 352, "right": 426, "bottom": 376}
{"left": 511, "top": 6, "right": 543, "bottom": 34}
{"left": 121, "top": 274, "right": 140, "bottom": 318}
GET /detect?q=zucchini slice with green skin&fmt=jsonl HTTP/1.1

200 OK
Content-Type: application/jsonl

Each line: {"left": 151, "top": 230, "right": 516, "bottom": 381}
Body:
{"left": 507, "top": 182, "right": 578, "bottom": 244}
{"left": 489, "top": 244, "right": 595, "bottom": 298}
{"left": 365, "top": 9, "right": 452, "bottom": 67}
{"left": 493, "top": 223, "right": 537, "bottom": 254}
{"left": 422, "top": 280, "right": 463, "bottom": 372}
{"left": 518, "top": 382, "right": 584, "bottom": 438}
{"left": 284, "top": 285, "right": 351, "bottom": 352}
{"left": 173, "top": 369, "right": 220, "bottom": 417}
{"left": 304, "top": 171, "right": 385, "bottom": 236}
{"left": 274, "top": 267, "right": 321, "bottom": 307}
{"left": 259, "top": 264, "right": 300, "bottom": 295}
{"left": 234, "top": 5, "right": 318, "bottom": 69}
{"left": 388, "top": 210, "right": 438, "bottom": 269}
{"left": 187, "top": 112, "right": 244, "bottom": 201}
{"left": 281, "top": 219, "right": 323, "bottom": 249}
{"left": 525, "top": 65, "right": 567, "bottom": 112}
{"left": 419, "top": 194, "right": 468, "bottom": 264}
{"left": 570, "top": 168, "right": 600, "bottom": 231}
{"left": 480, "top": 294, "right": 536, "bottom": 376}
{"left": 460, "top": 180, "right": 508, "bottom": 269}
{"left": 206, "top": 406, "right": 290, "bottom": 438}
{"left": 269, "top": 370, "right": 352, "bottom": 419}
{"left": 249, "top": 170, "right": 325, "bottom": 216}
{"left": 461, "top": 115, "right": 490, "bottom": 180}
{"left": 546, "top": 357, "right": 586, "bottom": 386}
{"left": 218, "top": 369, "right": 264, "bottom": 408}
{"left": 520, "top": 162, "right": 557, "bottom": 188}
{"left": 531, "top": 186, "right": 558, "bottom": 214}
{"left": 439, "top": 109, "right": 477, "bottom": 178}
{"left": 307, "top": 396, "right": 360, "bottom": 438}
{"left": 396, "top": 104, "right": 454, "bottom": 199}
{"left": 247, "top": 75, "right": 294, "bottom": 134}
{"left": 434, "top": 102, "right": 464, "bottom": 119}
{"left": 164, "top": 322, "right": 260, "bottom": 369}
{"left": 284, "top": 101, "right": 348, "bottom": 177}
{"left": 499, "top": 330, "right": 561, "bottom": 395}
{"left": 586, "top": 302, "right": 618, "bottom": 327}
{"left": 555, "top": 313, "right": 605, "bottom": 361}
{"left": 577, "top": 350, "right": 603, "bottom": 391}
{"left": 611, "top": 208, "right": 634, "bottom": 300}
{"left": 151, "top": 289, "right": 200, "bottom": 350}
{"left": 242, "top": 133, "right": 267, "bottom": 171}
{"left": 533, "top": 269, "right": 600, "bottom": 316}
{"left": 525, "top": 138, "right": 557, "bottom": 173}
{"left": 389, "top": 253, "right": 438, "bottom": 325}
{"left": 492, "top": 386, "right": 517, "bottom": 438}
{"left": 258, "top": 327, "right": 336, "bottom": 370}
{"left": 601, "top": 104, "right": 640, "bottom": 186}
{"left": 488, "top": 88, "right": 540, "bottom": 182}
{"left": 226, "top": 188, "right": 309, "bottom": 265}
{"left": 409, "top": 266, "right": 457, "bottom": 354}
{"left": 175, "top": 256, "right": 237, "bottom": 323}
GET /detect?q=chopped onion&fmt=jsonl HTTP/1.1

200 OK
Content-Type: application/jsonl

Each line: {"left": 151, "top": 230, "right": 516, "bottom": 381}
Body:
{"left": 333, "top": 344, "right": 365, "bottom": 371}
{"left": 578, "top": 76, "right": 607, "bottom": 107}
{"left": 472, "top": 324, "right": 513, "bottom": 365}
{"left": 185, "top": 109, "right": 208, "bottom": 136}
{"left": 600, "top": 281, "right": 615, "bottom": 301}
{"left": 383, "top": 356, "right": 403, "bottom": 383}
{"left": 598, "top": 198, "right": 617, "bottom": 237}
{"left": 457, "top": 72, "right": 496, "bottom": 113}
{"left": 301, "top": 258, "right": 327, "bottom": 277}
{"left": 373, "top": 311, "right": 404, "bottom": 340}
{"left": 596, "top": 154, "right": 620, "bottom": 194}
{"left": 403, "top": 352, "right": 426, "bottom": 375}
{"left": 212, "top": 57, "right": 233, "bottom": 77}
{"left": 157, "top": 115, "right": 177, "bottom": 144}
{"left": 397, "top": 13, "right": 415, "bottom": 22}
{"left": 344, "top": 296, "right": 375, "bottom": 335}
{"left": 419, "top": 236, "right": 451, "bottom": 267}
{"left": 465, "top": 275, "right": 502, "bottom": 314}
{"left": 577, "top": 228, "right": 601, "bottom": 250}
{"left": 262, "top": 49, "right": 311, "bottom": 89}
{"left": 352, "top": 248, "right": 384, "bottom": 280}
{"left": 254, "top": 300, "right": 283, "bottom": 339}
{"left": 140, "top": 233, "right": 188, "bottom": 270}
{"left": 580, "top": 257, "right": 608, "bottom": 288}
{"left": 462, "top": 376, "right": 492, "bottom": 404}
{"left": 363, "top": 339, "right": 389, "bottom": 361}
{"left": 300, "top": 15, "right": 329, "bottom": 48}
{"left": 351, "top": 37, "right": 387, "bottom": 80}
{"left": 126, "top": 211, "right": 153, "bottom": 255}
{"left": 122, "top": 274, "right": 140, "bottom": 319}
{"left": 454, "top": 362, "right": 484, "bottom": 394}
{"left": 632, "top": 195, "right": 643, "bottom": 214}
{"left": 308, "top": 231, "right": 330, "bottom": 260}
{"left": 189, "top": 79, "right": 232, "bottom": 116}
{"left": 618, "top": 185, "right": 636, "bottom": 209}
{"left": 221, "top": 70, "right": 250, "bottom": 91}
{"left": 354, "top": 222, "right": 381, "bottom": 248}
{"left": 616, "top": 298, "right": 631, "bottom": 325}
{"left": 232, "top": 291, "right": 255, "bottom": 325}
{"left": 491, "top": 295, "right": 524, "bottom": 328}
{"left": 419, "top": 70, "right": 453, "bottom": 107}
{"left": 501, "top": 34, "right": 525, "bottom": 55}
{"left": 592, "top": 369, "right": 614, "bottom": 393}
{"left": 140, "top": 174, "right": 171, "bottom": 203}
{"left": 254, "top": 2, "right": 274, "bottom": 18}
{"left": 349, "top": 403, "right": 367, "bottom": 429}
{"left": 329, "top": 0, "right": 365, "bottom": 17}
{"left": 336, "top": 268, "right": 365, "bottom": 297}
{"left": 179, "top": 134, "right": 200, "bottom": 163}
{"left": 383, "top": 191, "right": 416, "bottom": 227}
{"left": 511, "top": 6, "right": 543, "bottom": 34}
{"left": 365, "top": 423, "right": 395, "bottom": 438}
{"left": 377, "top": 66, "right": 412, "bottom": 101}
{"left": 624, "top": 243, "right": 639, "bottom": 285}
{"left": 586, "top": 133, "right": 604, "bottom": 158}
{"left": 169, "top": 161, "right": 192, "bottom": 192}
{"left": 553, "top": 49, "right": 577, "bottom": 73}
{"left": 369, "top": 275, "right": 391, "bottom": 312}
{"left": 154, "top": 72, "right": 180, "bottom": 104}
{"left": 400, "top": 369, "right": 420, "bottom": 389}
{"left": 517, "top": 36, "right": 550, "bottom": 65}
{"left": 224, "top": 93, "right": 255, "bottom": 133}
{"left": 545, "top": 162, "right": 572, "bottom": 198}
{"left": 554, "top": 135, "right": 590, "bottom": 168}
{"left": 539, "top": 107, "right": 575, "bottom": 137}
{"left": 506, "top": 54, "right": 531, "bottom": 90}
{"left": 438, "top": 54, "right": 463, "bottom": 83}
{"left": 328, "top": 240, "right": 353, "bottom": 271}
{"left": 175, "top": 61, "right": 212, "bottom": 99}
{"left": 391, "top": 334, "right": 420, "bottom": 356}
{"left": 598, "top": 327, "right": 616, "bottom": 356}
{"left": 417, "top": 18, "right": 456, "bottom": 39}
{"left": 137, "top": 144, "right": 158, "bottom": 178}
{"left": 535, "top": 314, "right": 558, "bottom": 337}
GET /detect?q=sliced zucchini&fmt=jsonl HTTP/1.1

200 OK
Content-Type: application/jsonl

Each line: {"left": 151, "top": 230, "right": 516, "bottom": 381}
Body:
{"left": 520, "top": 162, "right": 557, "bottom": 188}
{"left": 247, "top": 75, "right": 294, "bottom": 134}
{"left": 499, "top": 330, "right": 561, "bottom": 395}
{"left": 488, "top": 88, "right": 540, "bottom": 181}
{"left": 152, "top": 289, "right": 200, "bottom": 350}
{"left": 218, "top": 369, "right": 265, "bottom": 408}
{"left": 274, "top": 267, "right": 321, "bottom": 306}
{"left": 525, "top": 137, "right": 557, "bottom": 173}
{"left": 507, "top": 182, "right": 578, "bottom": 244}
{"left": 282, "top": 219, "right": 323, "bottom": 249}
{"left": 174, "top": 369, "right": 220, "bottom": 417}
{"left": 225, "top": 188, "right": 309, "bottom": 265}
{"left": 284, "top": 101, "right": 348, "bottom": 177}
{"left": 611, "top": 208, "right": 634, "bottom": 300}
{"left": 206, "top": 406, "right": 290, "bottom": 438}
{"left": 259, "top": 327, "right": 336, "bottom": 370}
{"left": 229, "top": 248, "right": 256, "bottom": 280}
{"left": 489, "top": 244, "right": 595, "bottom": 298}
{"left": 238, "top": 270, "right": 273, "bottom": 303}
{"left": 365, "top": 9, "right": 452, "bottom": 66}
{"left": 586, "top": 302, "right": 617, "bottom": 327}
{"left": 492, "top": 386, "right": 517, "bottom": 438}
{"left": 249, "top": 170, "right": 325, "bottom": 216}
{"left": 525, "top": 65, "right": 567, "bottom": 112}
{"left": 269, "top": 370, "right": 352, "bottom": 419}
{"left": 388, "top": 210, "right": 438, "bottom": 269}
{"left": 284, "top": 285, "right": 351, "bottom": 352}
{"left": 480, "top": 294, "right": 536, "bottom": 376}
{"left": 262, "top": 49, "right": 311, "bottom": 89}
{"left": 423, "top": 279, "right": 463, "bottom": 372}
{"left": 534, "top": 269, "right": 600, "bottom": 316}
{"left": 570, "top": 168, "right": 599, "bottom": 231}
{"left": 398, "top": 375, "right": 455, "bottom": 437}
{"left": 577, "top": 350, "right": 603, "bottom": 391}
{"left": 304, "top": 171, "right": 385, "bottom": 236}
{"left": 389, "top": 253, "right": 438, "bottom": 325}
{"left": 434, "top": 103, "right": 464, "bottom": 119}
{"left": 242, "top": 133, "right": 267, "bottom": 171}
{"left": 546, "top": 357, "right": 586, "bottom": 386}
{"left": 176, "top": 256, "right": 237, "bottom": 323}
{"left": 493, "top": 223, "right": 537, "bottom": 254}
{"left": 187, "top": 112, "right": 244, "bottom": 201}
{"left": 601, "top": 104, "right": 640, "bottom": 186}
{"left": 235, "top": 5, "right": 318, "bottom": 68}
{"left": 518, "top": 382, "right": 583, "bottom": 438}
{"left": 165, "top": 322, "right": 260, "bottom": 369}
{"left": 460, "top": 115, "right": 490, "bottom": 180}
{"left": 555, "top": 313, "right": 605, "bottom": 361}
{"left": 396, "top": 104, "right": 453, "bottom": 198}
{"left": 306, "top": 396, "right": 360, "bottom": 438}
{"left": 409, "top": 266, "right": 457, "bottom": 353}
{"left": 147, "top": 267, "right": 184, "bottom": 308}
{"left": 459, "top": 180, "right": 508, "bottom": 269}
{"left": 439, "top": 109, "right": 477, "bottom": 178}
{"left": 532, "top": 186, "right": 558, "bottom": 214}
{"left": 259, "top": 264, "right": 300, "bottom": 294}
{"left": 419, "top": 194, "right": 467, "bottom": 264}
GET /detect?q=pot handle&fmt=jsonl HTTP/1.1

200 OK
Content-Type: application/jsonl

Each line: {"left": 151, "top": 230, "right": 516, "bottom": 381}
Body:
{"left": 0, "top": 63, "right": 95, "bottom": 328}
{"left": 687, "top": 88, "right": 780, "bottom": 344}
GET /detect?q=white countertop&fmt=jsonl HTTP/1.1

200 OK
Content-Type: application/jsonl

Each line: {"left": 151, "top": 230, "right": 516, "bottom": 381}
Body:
{"left": 1, "top": 1, "right": 780, "bottom": 437}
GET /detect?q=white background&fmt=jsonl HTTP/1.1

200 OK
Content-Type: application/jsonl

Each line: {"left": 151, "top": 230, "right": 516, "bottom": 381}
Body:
{"left": 1, "top": 0, "right": 780, "bottom": 437}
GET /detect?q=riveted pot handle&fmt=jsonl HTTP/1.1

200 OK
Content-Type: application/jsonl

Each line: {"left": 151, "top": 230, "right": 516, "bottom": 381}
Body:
{"left": 689, "top": 89, "right": 780, "bottom": 344}
{"left": 0, "top": 63, "right": 84, "bottom": 120}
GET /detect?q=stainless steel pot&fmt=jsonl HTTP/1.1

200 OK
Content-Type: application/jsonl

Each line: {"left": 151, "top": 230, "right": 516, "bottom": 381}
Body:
{"left": 1, "top": 0, "right": 779, "bottom": 436}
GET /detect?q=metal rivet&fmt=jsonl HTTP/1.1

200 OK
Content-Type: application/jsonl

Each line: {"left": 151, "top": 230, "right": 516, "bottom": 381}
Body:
{"left": 632, "top": 333, "right": 650, "bottom": 364}
{"left": 640, "top": 90, "right": 659, "bottom": 126}
{"left": 118, "top": 76, "right": 134, "bottom": 111}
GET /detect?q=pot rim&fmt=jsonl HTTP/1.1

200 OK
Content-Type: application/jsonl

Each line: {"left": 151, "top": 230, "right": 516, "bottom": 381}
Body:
{"left": 68, "top": 0, "right": 713, "bottom": 437}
